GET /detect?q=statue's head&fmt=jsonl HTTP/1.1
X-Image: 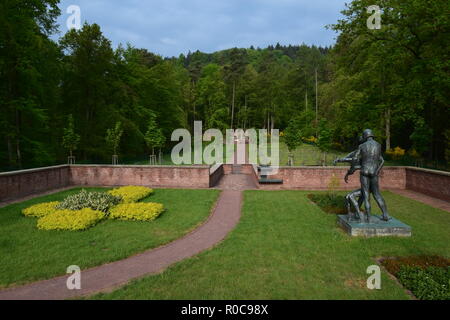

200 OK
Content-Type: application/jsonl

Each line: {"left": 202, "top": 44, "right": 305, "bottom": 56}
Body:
{"left": 358, "top": 135, "right": 364, "bottom": 144}
{"left": 362, "top": 129, "right": 375, "bottom": 141}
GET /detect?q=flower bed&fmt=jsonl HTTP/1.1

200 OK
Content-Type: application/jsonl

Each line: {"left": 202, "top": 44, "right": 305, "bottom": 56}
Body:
{"left": 109, "top": 203, "right": 165, "bottom": 221}
{"left": 37, "top": 208, "right": 106, "bottom": 231}
{"left": 56, "top": 189, "right": 121, "bottom": 212}
{"left": 308, "top": 193, "right": 347, "bottom": 215}
{"left": 21, "top": 186, "right": 163, "bottom": 231}
{"left": 108, "top": 186, "right": 153, "bottom": 203}
{"left": 381, "top": 256, "right": 450, "bottom": 300}
{"left": 22, "top": 201, "right": 60, "bottom": 218}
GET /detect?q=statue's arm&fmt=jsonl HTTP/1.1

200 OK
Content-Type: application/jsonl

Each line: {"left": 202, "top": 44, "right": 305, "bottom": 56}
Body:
{"left": 342, "top": 148, "right": 361, "bottom": 169}
{"left": 376, "top": 156, "right": 385, "bottom": 176}
{"left": 345, "top": 162, "right": 361, "bottom": 183}
{"left": 334, "top": 151, "right": 357, "bottom": 165}
{"left": 335, "top": 157, "right": 354, "bottom": 164}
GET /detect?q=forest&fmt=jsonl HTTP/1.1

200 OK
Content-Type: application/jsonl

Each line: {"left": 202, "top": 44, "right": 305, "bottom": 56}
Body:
{"left": 0, "top": 0, "right": 449, "bottom": 171}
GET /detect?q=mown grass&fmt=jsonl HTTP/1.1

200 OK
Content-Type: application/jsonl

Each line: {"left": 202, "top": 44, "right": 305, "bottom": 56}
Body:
{"left": 92, "top": 190, "right": 450, "bottom": 300}
{"left": 0, "top": 188, "right": 219, "bottom": 288}
{"left": 278, "top": 143, "right": 347, "bottom": 166}
{"left": 133, "top": 141, "right": 345, "bottom": 166}
{"left": 132, "top": 142, "right": 236, "bottom": 166}
{"left": 247, "top": 141, "right": 346, "bottom": 166}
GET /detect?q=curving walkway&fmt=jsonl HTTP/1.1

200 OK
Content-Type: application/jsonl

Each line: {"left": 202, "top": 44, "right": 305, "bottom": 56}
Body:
{"left": 0, "top": 168, "right": 254, "bottom": 300}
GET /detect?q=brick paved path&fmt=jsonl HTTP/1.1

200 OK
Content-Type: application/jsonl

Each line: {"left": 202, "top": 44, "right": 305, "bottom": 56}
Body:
{"left": 390, "top": 189, "right": 450, "bottom": 212}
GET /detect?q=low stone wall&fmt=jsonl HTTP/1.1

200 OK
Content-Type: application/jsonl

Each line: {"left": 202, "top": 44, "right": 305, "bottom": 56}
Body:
{"left": 209, "top": 164, "right": 224, "bottom": 187}
{"left": 223, "top": 164, "right": 233, "bottom": 175}
{"left": 258, "top": 166, "right": 407, "bottom": 191}
{"left": 70, "top": 165, "right": 211, "bottom": 189}
{"left": 405, "top": 167, "right": 450, "bottom": 202}
{"left": 0, "top": 165, "right": 71, "bottom": 202}
{"left": 1, "top": 164, "right": 448, "bottom": 203}
{"left": 245, "top": 164, "right": 260, "bottom": 186}
{"left": 0, "top": 165, "right": 212, "bottom": 202}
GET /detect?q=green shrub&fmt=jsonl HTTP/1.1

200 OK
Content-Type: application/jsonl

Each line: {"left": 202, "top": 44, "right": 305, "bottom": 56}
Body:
{"left": 37, "top": 208, "right": 106, "bottom": 231}
{"left": 385, "top": 146, "right": 406, "bottom": 160}
{"left": 308, "top": 193, "right": 346, "bottom": 215}
{"left": 397, "top": 266, "right": 450, "bottom": 300}
{"left": 22, "top": 201, "right": 60, "bottom": 218}
{"left": 381, "top": 255, "right": 450, "bottom": 275}
{"left": 108, "top": 186, "right": 153, "bottom": 203}
{"left": 56, "top": 189, "right": 121, "bottom": 212}
{"left": 109, "top": 202, "right": 165, "bottom": 221}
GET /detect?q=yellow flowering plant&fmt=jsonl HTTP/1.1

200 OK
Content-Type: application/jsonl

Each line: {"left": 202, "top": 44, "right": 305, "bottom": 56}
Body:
{"left": 22, "top": 202, "right": 60, "bottom": 218}
{"left": 37, "top": 208, "right": 106, "bottom": 231}
{"left": 386, "top": 146, "right": 406, "bottom": 160}
{"left": 302, "top": 136, "right": 318, "bottom": 144}
{"left": 109, "top": 202, "right": 165, "bottom": 222}
{"left": 23, "top": 186, "right": 164, "bottom": 231}
{"left": 108, "top": 186, "right": 153, "bottom": 203}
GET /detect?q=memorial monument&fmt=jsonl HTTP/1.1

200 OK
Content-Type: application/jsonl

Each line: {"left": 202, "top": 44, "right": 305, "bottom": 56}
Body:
{"left": 334, "top": 129, "right": 412, "bottom": 237}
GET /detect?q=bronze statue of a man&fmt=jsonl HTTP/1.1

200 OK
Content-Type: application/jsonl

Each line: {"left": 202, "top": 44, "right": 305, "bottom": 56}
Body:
{"left": 355, "top": 129, "right": 391, "bottom": 222}
{"left": 334, "top": 130, "right": 392, "bottom": 223}
{"left": 334, "top": 137, "right": 364, "bottom": 221}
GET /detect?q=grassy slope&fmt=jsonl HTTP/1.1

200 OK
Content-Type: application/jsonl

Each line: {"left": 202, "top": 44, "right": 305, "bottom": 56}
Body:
{"left": 0, "top": 188, "right": 219, "bottom": 288}
{"left": 278, "top": 143, "right": 347, "bottom": 166}
{"left": 133, "top": 141, "right": 345, "bottom": 166}
{"left": 93, "top": 191, "right": 450, "bottom": 300}
{"left": 132, "top": 142, "right": 236, "bottom": 165}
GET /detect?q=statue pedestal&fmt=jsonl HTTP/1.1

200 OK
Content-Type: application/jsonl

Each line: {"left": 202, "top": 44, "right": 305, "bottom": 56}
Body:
{"left": 338, "top": 215, "right": 412, "bottom": 237}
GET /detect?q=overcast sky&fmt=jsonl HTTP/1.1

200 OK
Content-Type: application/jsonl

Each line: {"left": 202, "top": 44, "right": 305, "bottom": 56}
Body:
{"left": 55, "top": 0, "right": 348, "bottom": 57}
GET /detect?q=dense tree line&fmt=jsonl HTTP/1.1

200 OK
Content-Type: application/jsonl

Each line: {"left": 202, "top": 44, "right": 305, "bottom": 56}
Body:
{"left": 0, "top": 0, "right": 448, "bottom": 171}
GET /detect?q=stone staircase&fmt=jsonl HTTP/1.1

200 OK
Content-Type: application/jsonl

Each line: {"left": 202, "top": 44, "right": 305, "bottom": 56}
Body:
{"left": 257, "top": 165, "right": 283, "bottom": 185}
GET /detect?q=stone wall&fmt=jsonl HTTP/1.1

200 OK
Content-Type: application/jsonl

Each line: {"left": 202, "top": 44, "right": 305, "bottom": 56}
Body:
{"left": 209, "top": 164, "right": 224, "bottom": 187}
{"left": 257, "top": 166, "right": 407, "bottom": 191}
{"left": 0, "top": 165, "right": 212, "bottom": 202}
{"left": 1, "top": 164, "right": 449, "bottom": 203}
{"left": 405, "top": 167, "right": 450, "bottom": 202}
{"left": 70, "top": 165, "right": 211, "bottom": 189}
{"left": 0, "top": 165, "right": 71, "bottom": 202}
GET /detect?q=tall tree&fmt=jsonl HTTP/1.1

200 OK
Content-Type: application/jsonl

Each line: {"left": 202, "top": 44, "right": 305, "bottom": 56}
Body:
{"left": 196, "top": 64, "right": 228, "bottom": 131}
{"left": 60, "top": 23, "right": 115, "bottom": 161}
{"left": 223, "top": 48, "right": 248, "bottom": 128}
{"left": 330, "top": 0, "right": 450, "bottom": 159}
{"left": 62, "top": 114, "right": 80, "bottom": 161}
{"left": 0, "top": 0, "right": 60, "bottom": 169}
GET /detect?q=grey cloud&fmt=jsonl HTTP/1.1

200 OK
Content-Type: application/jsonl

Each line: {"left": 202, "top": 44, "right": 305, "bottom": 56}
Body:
{"left": 55, "top": 0, "right": 347, "bottom": 57}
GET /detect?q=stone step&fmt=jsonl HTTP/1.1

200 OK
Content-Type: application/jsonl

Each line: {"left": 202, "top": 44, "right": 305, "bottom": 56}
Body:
{"left": 232, "top": 165, "right": 242, "bottom": 174}
{"left": 259, "top": 178, "right": 283, "bottom": 184}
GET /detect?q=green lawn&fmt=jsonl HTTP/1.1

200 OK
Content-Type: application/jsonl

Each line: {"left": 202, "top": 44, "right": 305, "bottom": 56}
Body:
{"left": 132, "top": 141, "right": 346, "bottom": 166}
{"left": 0, "top": 187, "right": 219, "bottom": 288}
{"left": 132, "top": 142, "right": 236, "bottom": 166}
{"left": 247, "top": 141, "right": 346, "bottom": 167}
{"left": 278, "top": 143, "right": 347, "bottom": 166}
{"left": 92, "top": 190, "right": 450, "bottom": 300}
{"left": 130, "top": 140, "right": 441, "bottom": 169}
